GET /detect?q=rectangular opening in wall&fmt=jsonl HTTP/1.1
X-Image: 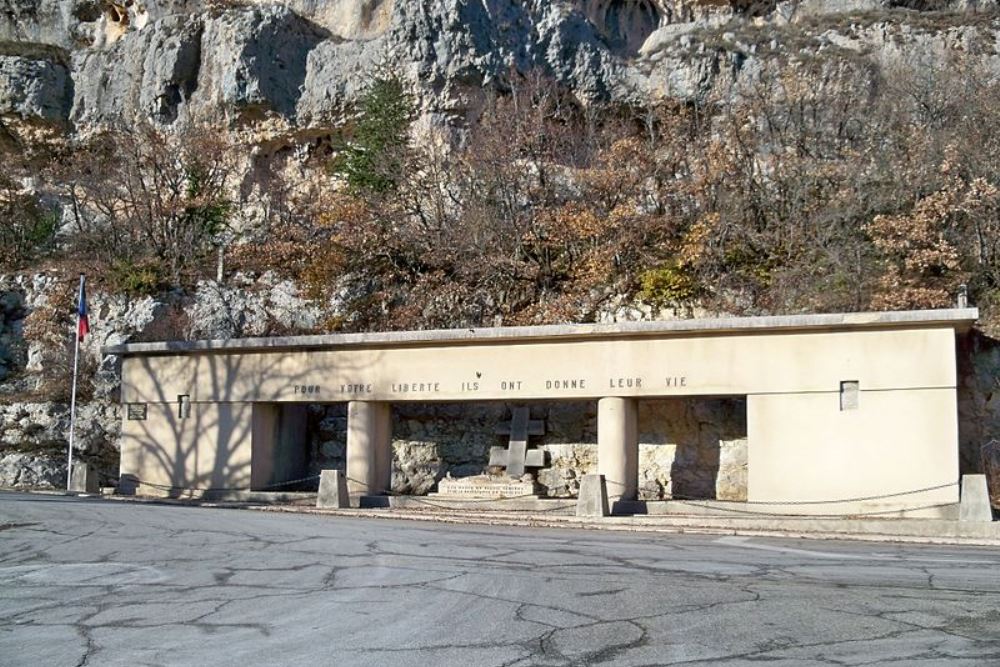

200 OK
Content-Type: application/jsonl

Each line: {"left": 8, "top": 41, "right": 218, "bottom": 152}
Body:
{"left": 638, "top": 397, "right": 748, "bottom": 502}
{"left": 252, "top": 404, "right": 312, "bottom": 491}
{"left": 178, "top": 395, "right": 191, "bottom": 419}
{"left": 840, "top": 381, "right": 859, "bottom": 411}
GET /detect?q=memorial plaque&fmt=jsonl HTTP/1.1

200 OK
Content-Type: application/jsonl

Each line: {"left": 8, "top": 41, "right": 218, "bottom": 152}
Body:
{"left": 436, "top": 475, "right": 537, "bottom": 499}
{"left": 127, "top": 403, "right": 148, "bottom": 421}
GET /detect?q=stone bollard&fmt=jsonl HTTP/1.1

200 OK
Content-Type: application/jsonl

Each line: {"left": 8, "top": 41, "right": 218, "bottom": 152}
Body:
{"left": 982, "top": 440, "right": 1000, "bottom": 511}
{"left": 959, "top": 474, "right": 993, "bottom": 522}
{"left": 577, "top": 474, "right": 610, "bottom": 518}
{"left": 69, "top": 461, "right": 99, "bottom": 494}
{"left": 116, "top": 474, "right": 140, "bottom": 496}
{"left": 317, "top": 470, "right": 350, "bottom": 509}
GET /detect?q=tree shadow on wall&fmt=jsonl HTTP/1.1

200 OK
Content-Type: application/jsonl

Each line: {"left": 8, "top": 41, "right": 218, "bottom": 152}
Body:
{"left": 124, "top": 348, "right": 377, "bottom": 498}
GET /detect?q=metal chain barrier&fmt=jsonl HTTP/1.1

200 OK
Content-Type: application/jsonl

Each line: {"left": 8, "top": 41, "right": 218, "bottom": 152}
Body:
{"left": 665, "top": 499, "right": 961, "bottom": 519}
{"left": 97, "top": 471, "right": 960, "bottom": 518}
{"left": 663, "top": 481, "right": 959, "bottom": 506}
{"left": 98, "top": 471, "right": 321, "bottom": 494}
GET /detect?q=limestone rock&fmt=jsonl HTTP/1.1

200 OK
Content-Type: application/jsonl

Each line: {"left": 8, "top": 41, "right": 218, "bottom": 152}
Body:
{"left": 0, "top": 452, "right": 64, "bottom": 488}
{"left": 193, "top": 6, "right": 329, "bottom": 120}
{"left": 71, "top": 13, "right": 204, "bottom": 126}
{"left": 391, "top": 440, "right": 442, "bottom": 495}
{"left": 958, "top": 333, "right": 1000, "bottom": 476}
{"left": 72, "top": 6, "right": 329, "bottom": 126}
{"left": 0, "top": 401, "right": 120, "bottom": 457}
{"left": 717, "top": 438, "right": 749, "bottom": 502}
{"left": 0, "top": 285, "right": 27, "bottom": 383}
{"left": 309, "top": 403, "right": 346, "bottom": 474}
{"left": 638, "top": 443, "right": 674, "bottom": 500}
{"left": 10, "top": 0, "right": 1000, "bottom": 138}
{"left": 186, "top": 276, "right": 322, "bottom": 339}
{"left": 0, "top": 0, "right": 98, "bottom": 49}
{"left": 3, "top": 0, "right": 384, "bottom": 51}
{"left": 54, "top": 0, "right": 641, "bottom": 131}
{"left": 0, "top": 54, "right": 72, "bottom": 124}
{"left": 637, "top": 398, "right": 748, "bottom": 501}
{"left": 0, "top": 277, "right": 144, "bottom": 481}
{"left": 299, "top": 0, "right": 632, "bottom": 126}
{"left": 539, "top": 443, "right": 597, "bottom": 498}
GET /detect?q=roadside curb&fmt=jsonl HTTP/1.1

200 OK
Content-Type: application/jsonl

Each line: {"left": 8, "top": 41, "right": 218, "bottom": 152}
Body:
{"left": 12, "top": 490, "right": 999, "bottom": 546}
{"left": 251, "top": 505, "right": 1000, "bottom": 547}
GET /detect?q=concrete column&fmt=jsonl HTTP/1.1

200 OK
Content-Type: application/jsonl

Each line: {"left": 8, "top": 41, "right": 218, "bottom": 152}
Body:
{"left": 598, "top": 397, "right": 638, "bottom": 503}
{"left": 346, "top": 401, "right": 392, "bottom": 502}
{"left": 250, "top": 404, "right": 279, "bottom": 490}
{"left": 251, "top": 404, "right": 309, "bottom": 491}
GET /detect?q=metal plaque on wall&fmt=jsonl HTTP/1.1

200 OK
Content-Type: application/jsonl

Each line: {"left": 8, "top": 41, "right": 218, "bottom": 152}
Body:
{"left": 127, "top": 403, "right": 148, "bottom": 421}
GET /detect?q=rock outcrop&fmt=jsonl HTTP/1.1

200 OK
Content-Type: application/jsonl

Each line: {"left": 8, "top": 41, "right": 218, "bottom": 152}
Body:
{"left": 0, "top": 52, "right": 71, "bottom": 124}
{"left": 5, "top": 0, "right": 999, "bottom": 137}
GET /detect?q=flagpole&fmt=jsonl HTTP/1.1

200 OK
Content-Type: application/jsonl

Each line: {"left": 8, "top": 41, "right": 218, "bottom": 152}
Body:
{"left": 67, "top": 274, "right": 84, "bottom": 492}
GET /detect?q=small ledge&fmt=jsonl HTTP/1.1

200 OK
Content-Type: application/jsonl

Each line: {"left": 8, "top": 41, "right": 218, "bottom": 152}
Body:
{"left": 103, "top": 308, "right": 979, "bottom": 357}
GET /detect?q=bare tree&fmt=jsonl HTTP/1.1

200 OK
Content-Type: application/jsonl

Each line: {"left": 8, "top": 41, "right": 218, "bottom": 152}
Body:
{"left": 58, "top": 121, "right": 240, "bottom": 290}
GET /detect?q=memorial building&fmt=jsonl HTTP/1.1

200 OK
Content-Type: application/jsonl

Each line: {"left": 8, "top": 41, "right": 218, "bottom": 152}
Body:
{"left": 108, "top": 308, "right": 978, "bottom": 516}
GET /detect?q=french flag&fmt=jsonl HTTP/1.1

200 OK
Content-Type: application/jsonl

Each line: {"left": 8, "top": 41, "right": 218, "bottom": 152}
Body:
{"left": 76, "top": 275, "right": 89, "bottom": 342}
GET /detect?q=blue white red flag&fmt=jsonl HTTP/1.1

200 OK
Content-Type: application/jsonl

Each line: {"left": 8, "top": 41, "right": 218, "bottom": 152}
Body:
{"left": 77, "top": 276, "right": 89, "bottom": 342}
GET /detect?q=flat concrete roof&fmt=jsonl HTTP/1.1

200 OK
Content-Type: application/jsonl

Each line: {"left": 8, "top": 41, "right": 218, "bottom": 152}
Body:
{"left": 104, "top": 308, "right": 979, "bottom": 357}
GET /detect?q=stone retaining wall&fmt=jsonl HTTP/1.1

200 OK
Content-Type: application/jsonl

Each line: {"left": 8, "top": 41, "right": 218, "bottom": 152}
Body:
{"left": 306, "top": 399, "right": 748, "bottom": 500}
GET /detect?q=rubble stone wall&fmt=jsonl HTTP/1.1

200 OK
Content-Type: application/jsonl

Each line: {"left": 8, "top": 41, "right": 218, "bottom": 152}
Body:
{"left": 307, "top": 398, "right": 748, "bottom": 500}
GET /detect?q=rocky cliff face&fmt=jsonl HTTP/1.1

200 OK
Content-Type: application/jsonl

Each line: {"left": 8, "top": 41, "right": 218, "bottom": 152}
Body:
{"left": 5, "top": 0, "right": 1000, "bottom": 142}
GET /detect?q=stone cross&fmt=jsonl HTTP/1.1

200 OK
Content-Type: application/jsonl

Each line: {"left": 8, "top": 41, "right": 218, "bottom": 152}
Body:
{"left": 489, "top": 406, "right": 545, "bottom": 479}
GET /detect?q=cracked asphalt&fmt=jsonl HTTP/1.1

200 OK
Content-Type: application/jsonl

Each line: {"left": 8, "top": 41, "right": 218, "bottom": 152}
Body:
{"left": 1, "top": 492, "right": 999, "bottom": 666}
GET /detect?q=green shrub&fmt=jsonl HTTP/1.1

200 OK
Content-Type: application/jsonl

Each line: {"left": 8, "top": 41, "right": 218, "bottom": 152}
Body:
{"left": 639, "top": 263, "right": 699, "bottom": 309}
{"left": 108, "top": 259, "right": 164, "bottom": 297}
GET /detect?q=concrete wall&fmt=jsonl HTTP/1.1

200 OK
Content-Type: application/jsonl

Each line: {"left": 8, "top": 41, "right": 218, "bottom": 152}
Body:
{"left": 119, "top": 402, "right": 254, "bottom": 497}
{"left": 120, "top": 401, "right": 313, "bottom": 496}
{"left": 748, "top": 389, "right": 959, "bottom": 515}
{"left": 119, "top": 326, "right": 960, "bottom": 405}
{"left": 115, "top": 313, "right": 968, "bottom": 511}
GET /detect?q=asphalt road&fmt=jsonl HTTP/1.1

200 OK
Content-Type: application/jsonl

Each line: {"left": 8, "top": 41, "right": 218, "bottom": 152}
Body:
{"left": 1, "top": 493, "right": 999, "bottom": 667}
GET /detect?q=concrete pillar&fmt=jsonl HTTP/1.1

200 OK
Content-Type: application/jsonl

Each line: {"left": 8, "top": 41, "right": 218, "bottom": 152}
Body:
{"left": 959, "top": 474, "right": 994, "bottom": 522}
{"left": 598, "top": 397, "right": 638, "bottom": 503}
{"left": 346, "top": 401, "right": 392, "bottom": 503}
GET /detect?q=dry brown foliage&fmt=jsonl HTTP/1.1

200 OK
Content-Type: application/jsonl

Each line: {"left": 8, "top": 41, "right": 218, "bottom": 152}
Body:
{"left": 21, "top": 56, "right": 1000, "bottom": 337}
{"left": 55, "top": 121, "right": 241, "bottom": 290}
